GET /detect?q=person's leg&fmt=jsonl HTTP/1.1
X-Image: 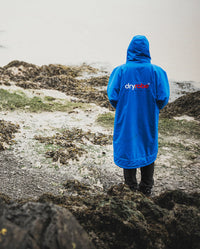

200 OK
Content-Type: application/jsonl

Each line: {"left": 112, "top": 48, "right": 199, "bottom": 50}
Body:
{"left": 139, "top": 162, "right": 154, "bottom": 196}
{"left": 123, "top": 168, "right": 138, "bottom": 190}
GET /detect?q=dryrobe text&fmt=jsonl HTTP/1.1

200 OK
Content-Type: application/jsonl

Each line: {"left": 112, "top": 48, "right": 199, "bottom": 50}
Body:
{"left": 125, "top": 83, "right": 150, "bottom": 90}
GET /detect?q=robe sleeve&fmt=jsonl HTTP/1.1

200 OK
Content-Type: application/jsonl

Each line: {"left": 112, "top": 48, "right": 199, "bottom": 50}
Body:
{"left": 107, "top": 67, "right": 122, "bottom": 109}
{"left": 155, "top": 68, "right": 170, "bottom": 110}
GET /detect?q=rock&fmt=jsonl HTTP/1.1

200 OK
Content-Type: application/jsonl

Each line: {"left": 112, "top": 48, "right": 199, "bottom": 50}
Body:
{"left": 16, "top": 80, "right": 40, "bottom": 89}
{"left": 0, "top": 120, "right": 20, "bottom": 151}
{"left": 85, "top": 75, "right": 109, "bottom": 87}
{"left": 3, "top": 60, "right": 38, "bottom": 69}
{"left": 160, "top": 91, "right": 200, "bottom": 120}
{"left": 63, "top": 179, "right": 91, "bottom": 193}
{"left": 36, "top": 183, "right": 200, "bottom": 249}
{"left": 154, "top": 191, "right": 200, "bottom": 249}
{"left": 0, "top": 184, "right": 200, "bottom": 249}
{"left": 154, "top": 189, "right": 200, "bottom": 210}
{"left": 1, "top": 60, "right": 112, "bottom": 110}
{"left": 0, "top": 197, "right": 95, "bottom": 249}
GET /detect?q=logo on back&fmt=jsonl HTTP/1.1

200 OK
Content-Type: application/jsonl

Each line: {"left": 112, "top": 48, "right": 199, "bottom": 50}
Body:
{"left": 125, "top": 83, "right": 150, "bottom": 90}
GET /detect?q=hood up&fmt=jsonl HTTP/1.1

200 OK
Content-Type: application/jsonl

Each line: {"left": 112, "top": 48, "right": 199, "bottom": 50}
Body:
{"left": 126, "top": 35, "right": 151, "bottom": 63}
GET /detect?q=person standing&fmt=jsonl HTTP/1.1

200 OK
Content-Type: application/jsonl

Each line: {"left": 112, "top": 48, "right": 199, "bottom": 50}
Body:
{"left": 107, "top": 35, "right": 170, "bottom": 196}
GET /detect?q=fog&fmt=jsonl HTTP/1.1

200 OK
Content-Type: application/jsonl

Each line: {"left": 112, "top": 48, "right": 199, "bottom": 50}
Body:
{"left": 0, "top": 0, "right": 200, "bottom": 82}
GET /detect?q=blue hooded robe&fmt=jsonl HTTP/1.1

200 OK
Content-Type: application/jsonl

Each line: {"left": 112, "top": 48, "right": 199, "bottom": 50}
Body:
{"left": 107, "top": 35, "right": 170, "bottom": 169}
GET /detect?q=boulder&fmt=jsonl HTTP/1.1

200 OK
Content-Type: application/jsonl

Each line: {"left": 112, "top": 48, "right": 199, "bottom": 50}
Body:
{"left": 38, "top": 183, "right": 200, "bottom": 249}
{"left": 1, "top": 183, "right": 200, "bottom": 249}
{"left": 0, "top": 196, "right": 95, "bottom": 249}
{"left": 160, "top": 91, "right": 200, "bottom": 120}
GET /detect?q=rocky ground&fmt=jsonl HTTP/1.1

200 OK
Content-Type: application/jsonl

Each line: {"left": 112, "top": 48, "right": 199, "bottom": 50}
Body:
{"left": 0, "top": 60, "right": 200, "bottom": 248}
{"left": 1, "top": 183, "right": 200, "bottom": 249}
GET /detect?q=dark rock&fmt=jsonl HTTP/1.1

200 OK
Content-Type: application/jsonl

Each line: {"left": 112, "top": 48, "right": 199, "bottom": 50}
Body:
{"left": 85, "top": 75, "right": 109, "bottom": 87}
{"left": 165, "top": 205, "right": 200, "bottom": 249}
{"left": 160, "top": 91, "right": 200, "bottom": 120}
{"left": 63, "top": 179, "right": 90, "bottom": 192}
{"left": 37, "top": 184, "right": 200, "bottom": 249}
{"left": 2, "top": 60, "right": 199, "bottom": 115}
{"left": 0, "top": 120, "right": 20, "bottom": 150}
{"left": 0, "top": 185, "right": 200, "bottom": 249}
{"left": 154, "top": 190, "right": 200, "bottom": 210}
{"left": 0, "top": 198, "right": 95, "bottom": 249}
{"left": 1, "top": 60, "right": 112, "bottom": 109}
{"left": 3, "top": 60, "right": 38, "bottom": 69}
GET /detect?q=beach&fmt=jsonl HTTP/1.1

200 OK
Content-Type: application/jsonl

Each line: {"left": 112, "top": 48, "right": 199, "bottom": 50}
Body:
{"left": 0, "top": 60, "right": 200, "bottom": 249}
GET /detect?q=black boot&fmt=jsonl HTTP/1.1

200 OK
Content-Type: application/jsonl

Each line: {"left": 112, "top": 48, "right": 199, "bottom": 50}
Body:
{"left": 138, "top": 185, "right": 152, "bottom": 197}
{"left": 123, "top": 168, "right": 138, "bottom": 191}
{"left": 138, "top": 162, "right": 154, "bottom": 196}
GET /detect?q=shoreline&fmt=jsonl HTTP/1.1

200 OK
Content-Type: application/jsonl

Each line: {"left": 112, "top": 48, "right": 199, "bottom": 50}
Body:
{"left": 0, "top": 60, "right": 200, "bottom": 249}
{"left": 0, "top": 60, "right": 199, "bottom": 200}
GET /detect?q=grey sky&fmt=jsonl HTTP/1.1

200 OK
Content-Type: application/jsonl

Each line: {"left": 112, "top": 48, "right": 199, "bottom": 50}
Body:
{"left": 1, "top": 0, "right": 200, "bottom": 82}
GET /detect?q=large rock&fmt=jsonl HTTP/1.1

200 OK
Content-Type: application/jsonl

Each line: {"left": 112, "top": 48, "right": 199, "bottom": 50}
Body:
{"left": 1, "top": 182, "right": 200, "bottom": 249}
{"left": 0, "top": 195, "right": 95, "bottom": 249}
{"left": 38, "top": 182, "right": 200, "bottom": 249}
{"left": 160, "top": 91, "right": 200, "bottom": 120}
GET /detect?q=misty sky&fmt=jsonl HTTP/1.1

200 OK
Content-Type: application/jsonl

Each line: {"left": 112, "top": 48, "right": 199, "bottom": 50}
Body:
{"left": 0, "top": 0, "right": 200, "bottom": 82}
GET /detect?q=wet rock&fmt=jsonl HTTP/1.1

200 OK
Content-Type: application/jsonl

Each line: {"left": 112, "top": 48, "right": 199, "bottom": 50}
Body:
{"left": 63, "top": 179, "right": 92, "bottom": 196}
{"left": 3, "top": 60, "right": 200, "bottom": 115}
{"left": 2, "top": 60, "right": 99, "bottom": 80}
{"left": 36, "top": 183, "right": 200, "bottom": 249}
{"left": 3, "top": 81, "right": 11, "bottom": 86}
{"left": 1, "top": 60, "right": 112, "bottom": 109}
{"left": 0, "top": 120, "right": 20, "bottom": 150}
{"left": 3, "top": 60, "right": 38, "bottom": 69}
{"left": 154, "top": 189, "right": 200, "bottom": 210}
{"left": 164, "top": 205, "right": 200, "bottom": 249}
{"left": 0, "top": 197, "right": 95, "bottom": 249}
{"left": 160, "top": 91, "right": 200, "bottom": 120}
{"left": 1, "top": 182, "right": 200, "bottom": 249}
{"left": 16, "top": 80, "right": 41, "bottom": 89}
{"left": 39, "top": 63, "right": 99, "bottom": 78}
{"left": 2, "top": 61, "right": 40, "bottom": 82}
{"left": 81, "top": 90, "right": 111, "bottom": 109}
{"left": 85, "top": 75, "right": 109, "bottom": 87}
